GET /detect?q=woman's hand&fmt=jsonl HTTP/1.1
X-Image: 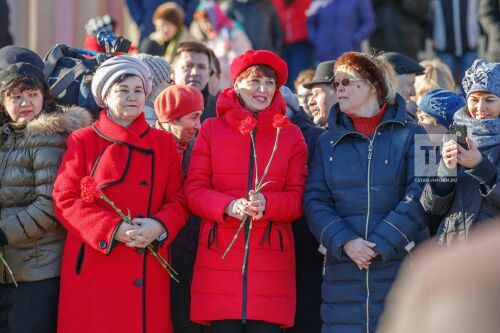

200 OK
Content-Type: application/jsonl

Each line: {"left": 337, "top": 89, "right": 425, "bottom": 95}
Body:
{"left": 457, "top": 137, "right": 483, "bottom": 169}
{"left": 114, "top": 222, "right": 140, "bottom": 244}
{"left": 124, "top": 218, "right": 166, "bottom": 248}
{"left": 343, "top": 238, "right": 377, "bottom": 270}
{"left": 442, "top": 140, "right": 458, "bottom": 169}
{"left": 248, "top": 190, "right": 266, "bottom": 221}
{"left": 225, "top": 198, "right": 257, "bottom": 221}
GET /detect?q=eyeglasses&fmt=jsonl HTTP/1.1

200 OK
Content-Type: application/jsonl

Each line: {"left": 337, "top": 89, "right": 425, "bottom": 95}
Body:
{"left": 332, "top": 77, "right": 363, "bottom": 89}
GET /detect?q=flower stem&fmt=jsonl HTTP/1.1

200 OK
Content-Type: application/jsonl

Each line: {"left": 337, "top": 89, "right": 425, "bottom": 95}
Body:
{"left": 256, "top": 128, "right": 280, "bottom": 191}
{"left": 0, "top": 252, "right": 17, "bottom": 287}
{"left": 250, "top": 132, "right": 259, "bottom": 187}
{"left": 99, "top": 193, "right": 179, "bottom": 283}
{"left": 222, "top": 215, "right": 249, "bottom": 259}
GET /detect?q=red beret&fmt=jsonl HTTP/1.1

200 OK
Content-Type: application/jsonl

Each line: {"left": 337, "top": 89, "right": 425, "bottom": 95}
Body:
{"left": 154, "top": 85, "right": 204, "bottom": 123}
{"left": 230, "top": 50, "right": 288, "bottom": 86}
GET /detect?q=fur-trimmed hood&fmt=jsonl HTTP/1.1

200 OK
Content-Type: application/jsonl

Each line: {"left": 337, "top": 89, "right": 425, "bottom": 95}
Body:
{"left": 24, "top": 106, "right": 93, "bottom": 137}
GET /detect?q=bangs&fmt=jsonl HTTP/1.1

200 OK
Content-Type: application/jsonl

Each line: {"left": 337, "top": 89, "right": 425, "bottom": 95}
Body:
{"left": 237, "top": 65, "right": 277, "bottom": 82}
{"left": 4, "top": 76, "right": 44, "bottom": 97}
{"left": 334, "top": 65, "right": 362, "bottom": 80}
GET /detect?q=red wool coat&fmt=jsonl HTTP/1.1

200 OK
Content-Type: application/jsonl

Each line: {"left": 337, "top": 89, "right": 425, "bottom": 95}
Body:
{"left": 53, "top": 112, "right": 188, "bottom": 333}
{"left": 186, "top": 88, "right": 308, "bottom": 328}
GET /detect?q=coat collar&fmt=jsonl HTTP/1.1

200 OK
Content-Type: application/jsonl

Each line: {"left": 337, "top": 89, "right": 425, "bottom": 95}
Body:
{"left": 215, "top": 87, "right": 286, "bottom": 134}
{"left": 92, "top": 110, "right": 152, "bottom": 151}
{"left": 328, "top": 94, "right": 408, "bottom": 144}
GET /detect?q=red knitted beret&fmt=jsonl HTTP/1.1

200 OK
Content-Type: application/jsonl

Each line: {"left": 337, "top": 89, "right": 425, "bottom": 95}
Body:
{"left": 230, "top": 50, "right": 288, "bottom": 86}
{"left": 154, "top": 85, "right": 204, "bottom": 123}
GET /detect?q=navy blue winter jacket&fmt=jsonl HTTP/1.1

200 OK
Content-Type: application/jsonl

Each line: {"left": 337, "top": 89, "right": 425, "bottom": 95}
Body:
{"left": 304, "top": 95, "right": 429, "bottom": 333}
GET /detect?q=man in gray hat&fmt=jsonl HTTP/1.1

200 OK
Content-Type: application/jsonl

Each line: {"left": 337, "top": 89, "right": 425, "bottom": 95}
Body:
{"left": 303, "top": 60, "right": 338, "bottom": 128}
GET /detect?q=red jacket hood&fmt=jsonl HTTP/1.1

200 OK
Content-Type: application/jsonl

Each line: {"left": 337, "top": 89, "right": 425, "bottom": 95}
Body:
{"left": 215, "top": 87, "right": 286, "bottom": 134}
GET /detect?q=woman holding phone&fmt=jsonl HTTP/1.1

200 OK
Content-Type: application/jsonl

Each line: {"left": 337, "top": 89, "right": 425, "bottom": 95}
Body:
{"left": 421, "top": 59, "right": 500, "bottom": 245}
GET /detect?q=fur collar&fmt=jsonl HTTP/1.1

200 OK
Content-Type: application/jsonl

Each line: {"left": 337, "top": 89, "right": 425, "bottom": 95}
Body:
{"left": 24, "top": 106, "right": 93, "bottom": 138}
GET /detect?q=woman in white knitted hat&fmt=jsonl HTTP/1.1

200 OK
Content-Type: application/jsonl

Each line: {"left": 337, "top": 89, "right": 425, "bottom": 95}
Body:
{"left": 53, "top": 55, "right": 188, "bottom": 333}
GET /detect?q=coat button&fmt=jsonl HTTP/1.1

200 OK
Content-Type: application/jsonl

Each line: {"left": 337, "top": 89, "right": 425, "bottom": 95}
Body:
{"left": 140, "top": 181, "right": 148, "bottom": 187}
{"left": 98, "top": 240, "right": 107, "bottom": 249}
{"left": 136, "top": 248, "right": 145, "bottom": 254}
{"left": 133, "top": 279, "right": 143, "bottom": 287}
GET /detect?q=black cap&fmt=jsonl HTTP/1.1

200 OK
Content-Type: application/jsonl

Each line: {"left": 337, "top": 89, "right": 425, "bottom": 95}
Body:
{"left": 382, "top": 52, "right": 425, "bottom": 75}
{"left": 302, "top": 60, "right": 335, "bottom": 89}
{"left": 0, "top": 46, "right": 45, "bottom": 71}
{"left": 0, "top": 62, "right": 46, "bottom": 92}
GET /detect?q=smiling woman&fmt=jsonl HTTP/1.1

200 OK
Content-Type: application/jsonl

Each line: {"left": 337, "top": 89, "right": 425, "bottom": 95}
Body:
{"left": 421, "top": 59, "right": 500, "bottom": 246}
{"left": 185, "top": 50, "right": 308, "bottom": 333}
{"left": 53, "top": 55, "right": 188, "bottom": 333}
{"left": 103, "top": 75, "right": 146, "bottom": 127}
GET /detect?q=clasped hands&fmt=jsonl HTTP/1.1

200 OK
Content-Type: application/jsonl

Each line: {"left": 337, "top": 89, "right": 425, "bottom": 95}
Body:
{"left": 225, "top": 190, "right": 266, "bottom": 221}
{"left": 115, "top": 218, "right": 166, "bottom": 248}
{"left": 343, "top": 238, "right": 378, "bottom": 270}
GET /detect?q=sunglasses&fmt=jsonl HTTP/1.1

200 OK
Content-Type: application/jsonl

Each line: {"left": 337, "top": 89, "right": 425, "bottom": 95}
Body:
{"left": 332, "top": 77, "right": 363, "bottom": 89}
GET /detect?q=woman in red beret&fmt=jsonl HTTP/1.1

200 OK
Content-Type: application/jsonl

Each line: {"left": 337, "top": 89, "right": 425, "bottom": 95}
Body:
{"left": 185, "top": 50, "right": 308, "bottom": 332}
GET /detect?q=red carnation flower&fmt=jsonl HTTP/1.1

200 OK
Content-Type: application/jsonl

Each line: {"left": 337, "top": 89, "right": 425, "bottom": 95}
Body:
{"left": 80, "top": 176, "right": 102, "bottom": 203}
{"left": 273, "top": 114, "right": 291, "bottom": 129}
{"left": 239, "top": 116, "right": 257, "bottom": 136}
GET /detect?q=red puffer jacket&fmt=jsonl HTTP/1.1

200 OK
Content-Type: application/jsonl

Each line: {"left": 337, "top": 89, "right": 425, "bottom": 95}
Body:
{"left": 186, "top": 88, "right": 308, "bottom": 328}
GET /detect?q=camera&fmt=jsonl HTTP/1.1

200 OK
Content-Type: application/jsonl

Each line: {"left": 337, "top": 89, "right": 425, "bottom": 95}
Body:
{"left": 96, "top": 31, "right": 131, "bottom": 55}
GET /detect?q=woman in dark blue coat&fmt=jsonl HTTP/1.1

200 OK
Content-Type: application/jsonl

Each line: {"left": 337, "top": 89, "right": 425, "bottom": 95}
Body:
{"left": 304, "top": 52, "right": 429, "bottom": 333}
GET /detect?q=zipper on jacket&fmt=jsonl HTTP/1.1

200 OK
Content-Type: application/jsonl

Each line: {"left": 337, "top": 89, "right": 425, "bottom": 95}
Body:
{"left": 365, "top": 138, "right": 373, "bottom": 333}
{"left": 242, "top": 112, "right": 258, "bottom": 324}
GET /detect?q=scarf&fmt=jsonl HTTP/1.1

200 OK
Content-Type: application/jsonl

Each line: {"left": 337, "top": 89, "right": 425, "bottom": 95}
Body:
{"left": 453, "top": 108, "right": 500, "bottom": 150}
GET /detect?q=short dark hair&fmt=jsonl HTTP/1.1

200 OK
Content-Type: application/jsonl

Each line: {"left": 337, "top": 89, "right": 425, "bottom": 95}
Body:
{"left": 173, "top": 41, "right": 211, "bottom": 64}
{"left": 0, "top": 76, "right": 56, "bottom": 122}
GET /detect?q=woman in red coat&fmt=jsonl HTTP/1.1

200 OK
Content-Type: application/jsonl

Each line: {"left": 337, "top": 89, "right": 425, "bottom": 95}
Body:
{"left": 186, "top": 50, "right": 308, "bottom": 332}
{"left": 53, "top": 56, "right": 188, "bottom": 333}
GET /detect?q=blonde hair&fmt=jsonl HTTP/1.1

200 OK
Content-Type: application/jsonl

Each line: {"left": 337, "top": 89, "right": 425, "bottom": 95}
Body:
{"left": 334, "top": 52, "right": 398, "bottom": 105}
{"left": 414, "top": 58, "right": 456, "bottom": 104}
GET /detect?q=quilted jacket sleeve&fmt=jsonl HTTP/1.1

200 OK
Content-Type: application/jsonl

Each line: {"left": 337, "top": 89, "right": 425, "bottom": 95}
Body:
{"left": 304, "top": 138, "right": 360, "bottom": 260}
{"left": 0, "top": 139, "right": 65, "bottom": 246}
{"left": 262, "top": 126, "right": 308, "bottom": 222}
{"left": 368, "top": 126, "right": 430, "bottom": 261}
{"left": 185, "top": 120, "right": 236, "bottom": 223}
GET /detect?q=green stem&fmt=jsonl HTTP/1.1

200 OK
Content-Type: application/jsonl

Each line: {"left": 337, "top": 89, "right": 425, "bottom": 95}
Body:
{"left": 222, "top": 215, "right": 249, "bottom": 259}
{"left": 0, "top": 252, "right": 17, "bottom": 287}
{"left": 250, "top": 132, "right": 259, "bottom": 188}
{"left": 256, "top": 128, "right": 280, "bottom": 191}
{"left": 99, "top": 193, "right": 179, "bottom": 283}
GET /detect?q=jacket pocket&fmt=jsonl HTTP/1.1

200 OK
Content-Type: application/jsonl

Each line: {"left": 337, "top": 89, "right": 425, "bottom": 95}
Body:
{"left": 278, "top": 229, "right": 284, "bottom": 251}
{"left": 207, "top": 223, "right": 217, "bottom": 249}
{"left": 259, "top": 221, "right": 285, "bottom": 252}
{"left": 75, "top": 243, "right": 85, "bottom": 275}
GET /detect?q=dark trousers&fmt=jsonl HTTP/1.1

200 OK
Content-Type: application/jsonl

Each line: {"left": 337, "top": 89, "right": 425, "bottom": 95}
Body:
{"left": 210, "top": 320, "right": 281, "bottom": 333}
{"left": 0, "top": 277, "right": 59, "bottom": 333}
